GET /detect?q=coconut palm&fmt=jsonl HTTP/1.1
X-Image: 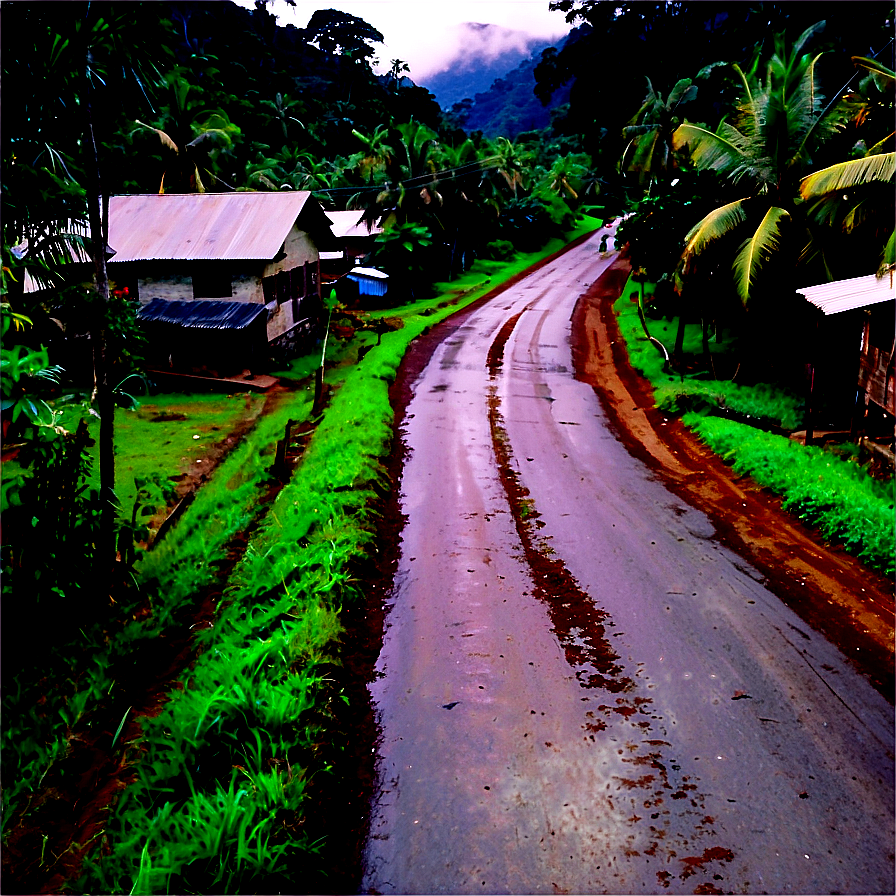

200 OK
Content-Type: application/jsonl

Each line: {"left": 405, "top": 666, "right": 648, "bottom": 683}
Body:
{"left": 349, "top": 123, "right": 395, "bottom": 182}
{"left": 621, "top": 77, "right": 697, "bottom": 187}
{"left": 133, "top": 72, "right": 241, "bottom": 193}
{"left": 798, "top": 56, "right": 896, "bottom": 277}
{"left": 481, "top": 136, "right": 530, "bottom": 199}
{"left": 672, "top": 21, "right": 860, "bottom": 305}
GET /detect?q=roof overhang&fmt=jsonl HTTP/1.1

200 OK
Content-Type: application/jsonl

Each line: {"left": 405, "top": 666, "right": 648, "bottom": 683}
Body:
{"left": 796, "top": 273, "right": 895, "bottom": 315}
{"left": 137, "top": 298, "right": 266, "bottom": 330}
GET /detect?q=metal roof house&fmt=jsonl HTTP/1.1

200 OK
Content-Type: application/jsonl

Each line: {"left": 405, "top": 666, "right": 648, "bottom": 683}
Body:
{"left": 107, "top": 192, "right": 337, "bottom": 375}
{"left": 796, "top": 273, "right": 895, "bottom": 448}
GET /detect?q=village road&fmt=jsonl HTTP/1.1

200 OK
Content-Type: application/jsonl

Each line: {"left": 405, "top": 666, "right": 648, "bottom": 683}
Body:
{"left": 361, "top": 229, "right": 894, "bottom": 895}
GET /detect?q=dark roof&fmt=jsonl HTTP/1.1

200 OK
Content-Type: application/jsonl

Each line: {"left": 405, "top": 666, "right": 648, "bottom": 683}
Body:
{"left": 137, "top": 298, "right": 267, "bottom": 330}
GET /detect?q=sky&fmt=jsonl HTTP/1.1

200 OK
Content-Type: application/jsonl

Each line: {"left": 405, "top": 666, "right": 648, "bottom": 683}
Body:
{"left": 234, "top": 1, "right": 573, "bottom": 82}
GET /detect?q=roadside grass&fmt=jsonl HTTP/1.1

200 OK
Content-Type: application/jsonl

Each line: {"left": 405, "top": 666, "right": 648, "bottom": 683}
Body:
{"left": 614, "top": 276, "right": 895, "bottom": 576}
{"left": 0, "top": 391, "right": 305, "bottom": 853}
{"left": 67, "top": 219, "right": 604, "bottom": 893}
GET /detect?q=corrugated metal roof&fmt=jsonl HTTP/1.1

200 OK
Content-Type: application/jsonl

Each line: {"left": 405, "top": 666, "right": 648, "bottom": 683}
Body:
{"left": 797, "top": 273, "right": 895, "bottom": 315}
{"left": 108, "top": 192, "right": 316, "bottom": 262}
{"left": 325, "top": 210, "right": 383, "bottom": 239}
{"left": 137, "top": 298, "right": 266, "bottom": 330}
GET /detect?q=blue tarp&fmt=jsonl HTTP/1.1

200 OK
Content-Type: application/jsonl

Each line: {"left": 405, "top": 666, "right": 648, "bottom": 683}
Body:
{"left": 347, "top": 267, "right": 389, "bottom": 297}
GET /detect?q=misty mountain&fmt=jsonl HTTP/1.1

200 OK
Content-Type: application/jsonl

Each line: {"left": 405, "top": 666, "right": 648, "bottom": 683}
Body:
{"left": 419, "top": 23, "right": 556, "bottom": 110}
{"left": 420, "top": 28, "right": 573, "bottom": 140}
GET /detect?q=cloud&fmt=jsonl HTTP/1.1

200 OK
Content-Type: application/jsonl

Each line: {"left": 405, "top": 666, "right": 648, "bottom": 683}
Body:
{"left": 422, "top": 22, "right": 543, "bottom": 78}
{"left": 238, "top": 1, "right": 572, "bottom": 82}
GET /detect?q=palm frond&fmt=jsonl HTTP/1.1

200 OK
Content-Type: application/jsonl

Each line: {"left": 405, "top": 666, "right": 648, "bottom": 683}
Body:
{"left": 682, "top": 198, "right": 748, "bottom": 258}
{"left": 134, "top": 121, "right": 179, "bottom": 154}
{"left": 732, "top": 206, "right": 790, "bottom": 304}
{"left": 800, "top": 152, "right": 896, "bottom": 197}
{"left": 852, "top": 56, "right": 896, "bottom": 84}
{"left": 672, "top": 122, "right": 747, "bottom": 175}
{"left": 790, "top": 21, "right": 827, "bottom": 66}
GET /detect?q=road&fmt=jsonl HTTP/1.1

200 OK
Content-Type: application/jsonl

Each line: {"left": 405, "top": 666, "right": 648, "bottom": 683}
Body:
{"left": 361, "top": 230, "right": 894, "bottom": 895}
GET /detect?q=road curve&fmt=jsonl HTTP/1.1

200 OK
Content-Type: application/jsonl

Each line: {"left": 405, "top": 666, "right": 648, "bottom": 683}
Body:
{"left": 361, "top": 231, "right": 894, "bottom": 895}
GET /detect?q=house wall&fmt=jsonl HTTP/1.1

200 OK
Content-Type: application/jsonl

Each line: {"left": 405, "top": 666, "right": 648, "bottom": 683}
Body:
{"left": 262, "top": 225, "right": 318, "bottom": 279}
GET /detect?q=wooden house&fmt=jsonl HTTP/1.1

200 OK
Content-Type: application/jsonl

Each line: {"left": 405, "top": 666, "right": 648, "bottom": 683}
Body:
{"left": 797, "top": 273, "right": 895, "bottom": 451}
{"left": 107, "top": 192, "right": 336, "bottom": 375}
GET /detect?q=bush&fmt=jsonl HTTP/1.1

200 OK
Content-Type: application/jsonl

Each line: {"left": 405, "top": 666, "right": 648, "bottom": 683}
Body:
{"left": 485, "top": 239, "right": 515, "bottom": 261}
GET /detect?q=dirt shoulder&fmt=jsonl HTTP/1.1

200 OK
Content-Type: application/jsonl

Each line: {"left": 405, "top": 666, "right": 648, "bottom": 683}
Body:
{"left": 570, "top": 253, "right": 894, "bottom": 700}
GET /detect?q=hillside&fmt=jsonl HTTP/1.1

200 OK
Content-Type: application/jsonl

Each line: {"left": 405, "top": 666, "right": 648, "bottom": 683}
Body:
{"left": 437, "top": 33, "right": 573, "bottom": 140}
{"left": 421, "top": 23, "right": 555, "bottom": 110}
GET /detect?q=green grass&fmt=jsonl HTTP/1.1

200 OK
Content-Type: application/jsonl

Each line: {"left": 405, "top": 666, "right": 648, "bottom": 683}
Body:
{"left": 0, "top": 391, "right": 304, "bottom": 847}
{"left": 2, "top": 392, "right": 265, "bottom": 517}
{"left": 614, "top": 275, "right": 895, "bottom": 575}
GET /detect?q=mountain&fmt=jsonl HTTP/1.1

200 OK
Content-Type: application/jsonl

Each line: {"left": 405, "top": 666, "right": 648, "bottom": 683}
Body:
{"left": 420, "top": 29, "right": 573, "bottom": 140}
{"left": 419, "top": 23, "right": 556, "bottom": 110}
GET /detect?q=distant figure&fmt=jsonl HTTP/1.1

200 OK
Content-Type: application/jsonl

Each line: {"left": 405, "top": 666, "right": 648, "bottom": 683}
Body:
{"left": 599, "top": 234, "right": 609, "bottom": 253}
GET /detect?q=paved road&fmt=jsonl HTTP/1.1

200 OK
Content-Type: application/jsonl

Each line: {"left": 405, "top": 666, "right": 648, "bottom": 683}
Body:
{"left": 362, "top": 230, "right": 894, "bottom": 895}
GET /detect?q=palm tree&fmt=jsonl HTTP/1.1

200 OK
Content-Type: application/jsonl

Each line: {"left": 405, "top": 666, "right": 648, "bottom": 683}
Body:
{"left": 621, "top": 77, "right": 697, "bottom": 187}
{"left": 388, "top": 58, "right": 410, "bottom": 92}
{"left": 671, "top": 21, "right": 860, "bottom": 305}
{"left": 133, "top": 72, "right": 241, "bottom": 193}
{"left": 798, "top": 57, "right": 896, "bottom": 278}
{"left": 481, "top": 136, "right": 530, "bottom": 199}
{"left": 258, "top": 92, "right": 306, "bottom": 142}
{"left": 349, "top": 123, "right": 395, "bottom": 182}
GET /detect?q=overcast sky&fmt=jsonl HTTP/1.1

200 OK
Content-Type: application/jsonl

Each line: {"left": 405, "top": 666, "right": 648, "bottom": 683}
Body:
{"left": 235, "top": 1, "right": 573, "bottom": 81}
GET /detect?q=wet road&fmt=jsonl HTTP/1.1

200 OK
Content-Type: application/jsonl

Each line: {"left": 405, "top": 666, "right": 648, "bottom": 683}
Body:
{"left": 362, "top": 230, "right": 895, "bottom": 895}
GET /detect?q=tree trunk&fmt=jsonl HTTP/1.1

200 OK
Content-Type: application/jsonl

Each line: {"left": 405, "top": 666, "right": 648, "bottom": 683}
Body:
{"left": 85, "top": 83, "right": 116, "bottom": 570}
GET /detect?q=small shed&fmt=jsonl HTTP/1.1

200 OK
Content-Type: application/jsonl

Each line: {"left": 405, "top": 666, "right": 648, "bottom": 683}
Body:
{"left": 347, "top": 266, "right": 389, "bottom": 298}
{"left": 797, "top": 272, "right": 895, "bottom": 446}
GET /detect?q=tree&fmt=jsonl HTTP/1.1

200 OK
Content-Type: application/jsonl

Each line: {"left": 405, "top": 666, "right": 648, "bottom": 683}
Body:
{"left": 388, "top": 58, "right": 410, "bottom": 92}
{"left": 303, "top": 9, "right": 384, "bottom": 64}
{"left": 1, "top": 2, "right": 166, "bottom": 567}
{"left": 621, "top": 77, "right": 698, "bottom": 187}
{"left": 672, "top": 21, "right": 860, "bottom": 305}
{"left": 798, "top": 56, "right": 896, "bottom": 278}
{"left": 133, "top": 71, "right": 241, "bottom": 193}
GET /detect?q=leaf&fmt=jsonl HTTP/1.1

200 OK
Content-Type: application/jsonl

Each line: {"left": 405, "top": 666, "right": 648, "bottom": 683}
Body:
{"left": 800, "top": 152, "right": 896, "bottom": 197}
{"left": 732, "top": 206, "right": 790, "bottom": 304}
{"left": 852, "top": 55, "right": 896, "bottom": 83}
{"left": 672, "top": 122, "right": 747, "bottom": 176}
{"left": 683, "top": 198, "right": 749, "bottom": 258}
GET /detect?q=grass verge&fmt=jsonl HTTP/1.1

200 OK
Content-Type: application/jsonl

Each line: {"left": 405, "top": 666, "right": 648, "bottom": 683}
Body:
{"left": 614, "top": 276, "right": 895, "bottom": 576}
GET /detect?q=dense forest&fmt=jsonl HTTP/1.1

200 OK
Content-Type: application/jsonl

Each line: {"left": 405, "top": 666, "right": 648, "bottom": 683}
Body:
{"left": 1, "top": 1, "right": 893, "bottom": 893}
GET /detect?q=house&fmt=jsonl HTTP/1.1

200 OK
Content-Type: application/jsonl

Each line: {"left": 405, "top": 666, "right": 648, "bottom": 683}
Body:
{"left": 107, "top": 192, "right": 337, "bottom": 375}
{"left": 323, "top": 210, "right": 382, "bottom": 265}
{"left": 796, "top": 273, "right": 895, "bottom": 452}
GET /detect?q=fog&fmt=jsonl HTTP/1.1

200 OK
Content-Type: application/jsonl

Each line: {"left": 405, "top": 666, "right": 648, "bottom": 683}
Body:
{"left": 237, "top": 0, "right": 572, "bottom": 82}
